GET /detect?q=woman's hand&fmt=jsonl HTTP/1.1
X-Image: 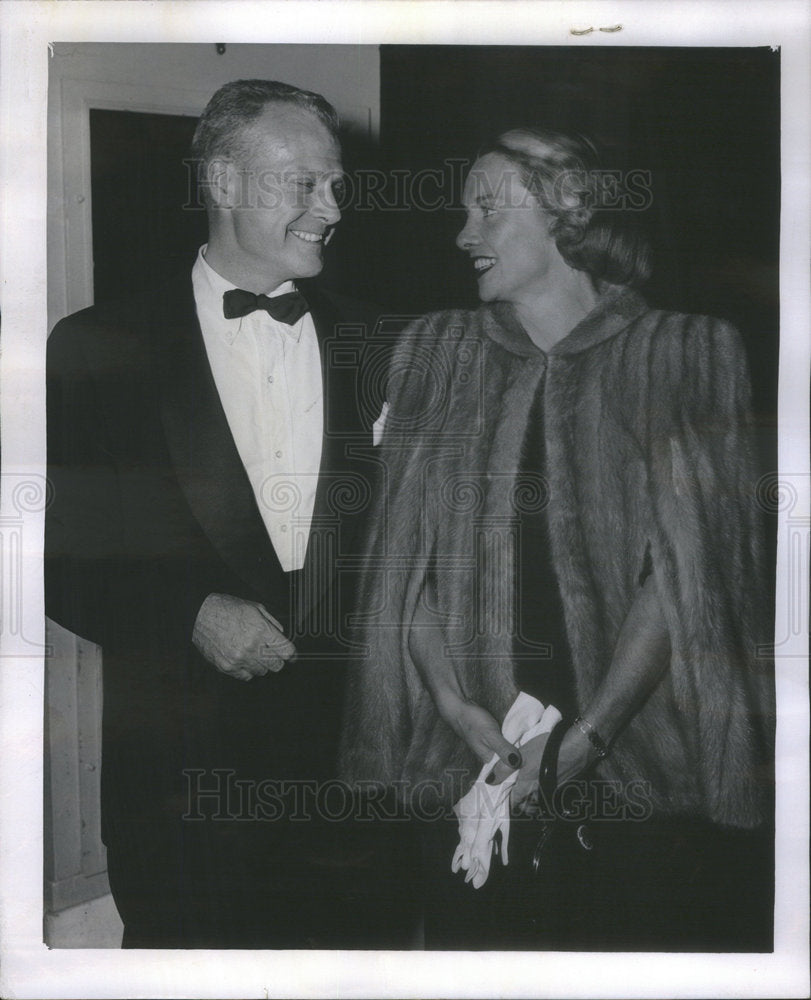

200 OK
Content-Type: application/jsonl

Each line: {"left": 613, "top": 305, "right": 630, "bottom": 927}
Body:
{"left": 487, "top": 575, "right": 672, "bottom": 806}
{"left": 407, "top": 574, "right": 521, "bottom": 772}
{"left": 443, "top": 696, "right": 523, "bottom": 769}
{"left": 486, "top": 730, "right": 550, "bottom": 809}
{"left": 555, "top": 726, "right": 595, "bottom": 784}
{"left": 486, "top": 725, "right": 594, "bottom": 810}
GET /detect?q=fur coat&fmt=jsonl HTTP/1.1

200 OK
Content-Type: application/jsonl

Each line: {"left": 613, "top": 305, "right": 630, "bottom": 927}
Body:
{"left": 339, "top": 285, "right": 773, "bottom": 829}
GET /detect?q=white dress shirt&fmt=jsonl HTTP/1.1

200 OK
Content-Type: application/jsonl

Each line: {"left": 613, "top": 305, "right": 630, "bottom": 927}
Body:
{"left": 191, "top": 246, "right": 323, "bottom": 572}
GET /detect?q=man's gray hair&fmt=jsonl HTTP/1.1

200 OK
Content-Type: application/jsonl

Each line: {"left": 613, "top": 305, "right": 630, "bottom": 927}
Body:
{"left": 191, "top": 79, "right": 340, "bottom": 200}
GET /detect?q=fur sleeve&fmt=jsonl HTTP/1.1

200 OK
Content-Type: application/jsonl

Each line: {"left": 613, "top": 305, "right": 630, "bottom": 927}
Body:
{"left": 644, "top": 314, "right": 773, "bottom": 825}
{"left": 338, "top": 313, "right": 456, "bottom": 786}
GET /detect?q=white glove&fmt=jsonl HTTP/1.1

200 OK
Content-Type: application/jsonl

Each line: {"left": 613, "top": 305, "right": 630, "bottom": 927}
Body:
{"left": 451, "top": 694, "right": 562, "bottom": 888}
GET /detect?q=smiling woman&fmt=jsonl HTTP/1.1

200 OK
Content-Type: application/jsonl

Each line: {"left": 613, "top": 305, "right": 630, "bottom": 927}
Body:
{"left": 457, "top": 150, "right": 568, "bottom": 310}
{"left": 341, "top": 126, "right": 774, "bottom": 952}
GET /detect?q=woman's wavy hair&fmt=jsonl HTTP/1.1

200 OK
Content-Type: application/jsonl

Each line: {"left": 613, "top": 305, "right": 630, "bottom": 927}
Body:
{"left": 481, "top": 128, "right": 652, "bottom": 287}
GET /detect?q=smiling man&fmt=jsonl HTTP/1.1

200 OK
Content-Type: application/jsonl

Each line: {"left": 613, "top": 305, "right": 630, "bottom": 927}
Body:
{"left": 45, "top": 80, "right": 401, "bottom": 949}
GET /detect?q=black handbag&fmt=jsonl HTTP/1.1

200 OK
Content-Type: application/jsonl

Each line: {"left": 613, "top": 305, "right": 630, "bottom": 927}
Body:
{"left": 530, "top": 719, "right": 596, "bottom": 877}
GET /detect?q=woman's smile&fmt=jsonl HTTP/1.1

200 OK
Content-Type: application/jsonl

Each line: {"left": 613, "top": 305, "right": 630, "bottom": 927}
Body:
{"left": 456, "top": 152, "right": 560, "bottom": 306}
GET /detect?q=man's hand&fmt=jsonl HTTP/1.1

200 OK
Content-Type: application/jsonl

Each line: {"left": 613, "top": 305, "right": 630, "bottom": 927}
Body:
{"left": 192, "top": 593, "right": 297, "bottom": 681}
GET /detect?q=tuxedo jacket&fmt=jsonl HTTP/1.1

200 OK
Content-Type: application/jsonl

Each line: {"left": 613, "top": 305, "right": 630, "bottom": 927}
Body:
{"left": 45, "top": 270, "right": 387, "bottom": 852}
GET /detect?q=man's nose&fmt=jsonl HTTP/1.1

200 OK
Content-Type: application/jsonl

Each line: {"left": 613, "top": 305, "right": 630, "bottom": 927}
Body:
{"left": 311, "top": 184, "right": 341, "bottom": 226}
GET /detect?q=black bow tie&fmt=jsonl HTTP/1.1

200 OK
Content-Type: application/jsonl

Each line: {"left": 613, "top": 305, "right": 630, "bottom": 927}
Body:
{"left": 222, "top": 287, "right": 309, "bottom": 326}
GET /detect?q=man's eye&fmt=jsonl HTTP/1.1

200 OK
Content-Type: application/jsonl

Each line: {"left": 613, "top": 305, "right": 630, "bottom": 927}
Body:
{"left": 288, "top": 177, "right": 315, "bottom": 193}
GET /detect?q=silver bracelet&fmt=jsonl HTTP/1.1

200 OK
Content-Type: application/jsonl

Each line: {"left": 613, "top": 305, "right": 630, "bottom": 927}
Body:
{"left": 573, "top": 715, "right": 609, "bottom": 759}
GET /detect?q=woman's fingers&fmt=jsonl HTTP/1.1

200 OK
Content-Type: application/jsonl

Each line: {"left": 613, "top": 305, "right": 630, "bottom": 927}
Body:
{"left": 487, "top": 758, "right": 517, "bottom": 784}
{"left": 475, "top": 716, "right": 521, "bottom": 768}
{"left": 488, "top": 731, "right": 549, "bottom": 786}
{"left": 484, "top": 739, "right": 522, "bottom": 781}
{"left": 458, "top": 702, "right": 520, "bottom": 766}
{"left": 468, "top": 710, "right": 528, "bottom": 780}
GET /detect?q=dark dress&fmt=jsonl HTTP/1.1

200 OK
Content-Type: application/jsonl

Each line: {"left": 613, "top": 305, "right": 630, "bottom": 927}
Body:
{"left": 513, "top": 369, "right": 578, "bottom": 716}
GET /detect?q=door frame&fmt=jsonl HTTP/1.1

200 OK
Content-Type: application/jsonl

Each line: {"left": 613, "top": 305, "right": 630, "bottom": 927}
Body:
{"left": 48, "top": 75, "right": 211, "bottom": 327}
{"left": 45, "top": 75, "right": 211, "bottom": 923}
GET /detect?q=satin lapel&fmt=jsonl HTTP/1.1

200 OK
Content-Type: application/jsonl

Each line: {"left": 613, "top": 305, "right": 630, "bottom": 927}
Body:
{"left": 297, "top": 284, "right": 369, "bottom": 632}
{"left": 154, "top": 275, "right": 285, "bottom": 601}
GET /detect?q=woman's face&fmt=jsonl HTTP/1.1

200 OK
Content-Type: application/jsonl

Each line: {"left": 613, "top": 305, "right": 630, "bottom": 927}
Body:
{"left": 456, "top": 153, "right": 560, "bottom": 305}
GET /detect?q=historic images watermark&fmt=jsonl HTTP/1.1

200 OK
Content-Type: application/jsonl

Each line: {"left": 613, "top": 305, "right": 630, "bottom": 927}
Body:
{"left": 259, "top": 319, "right": 794, "bottom": 665}
{"left": 756, "top": 472, "right": 809, "bottom": 658}
{"left": 1, "top": 474, "right": 53, "bottom": 657}
{"left": 182, "top": 158, "right": 655, "bottom": 214}
{"left": 233, "top": 310, "right": 804, "bottom": 662}
{"left": 181, "top": 768, "right": 654, "bottom": 824}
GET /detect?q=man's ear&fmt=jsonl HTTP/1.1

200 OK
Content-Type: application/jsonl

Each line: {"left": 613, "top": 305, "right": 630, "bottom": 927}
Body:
{"left": 206, "top": 157, "right": 237, "bottom": 210}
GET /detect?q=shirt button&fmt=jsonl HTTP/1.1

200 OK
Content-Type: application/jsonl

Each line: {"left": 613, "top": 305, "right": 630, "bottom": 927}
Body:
{"left": 266, "top": 375, "right": 274, "bottom": 384}
{"left": 280, "top": 524, "right": 288, "bottom": 533}
{"left": 275, "top": 450, "right": 282, "bottom": 458}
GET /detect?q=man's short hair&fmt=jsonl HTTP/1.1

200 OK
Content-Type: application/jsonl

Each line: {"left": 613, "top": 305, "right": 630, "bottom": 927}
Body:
{"left": 191, "top": 79, "right": 340, "bottom": 203}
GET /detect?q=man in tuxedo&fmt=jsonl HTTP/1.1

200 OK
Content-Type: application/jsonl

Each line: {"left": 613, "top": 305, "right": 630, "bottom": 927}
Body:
{"left": 46, "top": 79, "right": 409, "bottom": 948}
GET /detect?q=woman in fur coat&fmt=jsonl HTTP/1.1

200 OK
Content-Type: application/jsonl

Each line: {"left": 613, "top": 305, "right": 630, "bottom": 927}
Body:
{"left": 340, "top": 128, "right": 774, "bottom": 950}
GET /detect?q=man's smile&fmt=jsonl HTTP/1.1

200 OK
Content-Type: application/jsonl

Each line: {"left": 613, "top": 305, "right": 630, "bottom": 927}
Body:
{"left": 473, "top": 256, "right": 496, "bottom": 274}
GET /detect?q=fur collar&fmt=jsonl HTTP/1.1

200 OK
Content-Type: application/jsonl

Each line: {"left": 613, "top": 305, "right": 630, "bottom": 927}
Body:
{"left": 480, "top": 284, "right": 649, "bottom": 358}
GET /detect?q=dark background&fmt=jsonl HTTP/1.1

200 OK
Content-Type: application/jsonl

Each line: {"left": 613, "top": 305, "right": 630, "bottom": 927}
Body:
{"left": 90, "top": 44, "right": 780, "bottom": 459}
{"left": 366, "top": 46, "right": 780, "bottom": 421}
{"left": 90, "top": 108, "right": 207, "bottom": 295}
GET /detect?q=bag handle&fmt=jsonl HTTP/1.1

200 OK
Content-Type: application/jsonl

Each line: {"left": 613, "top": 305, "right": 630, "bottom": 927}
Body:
{"left": 537, "top": 717, "right": 567, "bottom": 817}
